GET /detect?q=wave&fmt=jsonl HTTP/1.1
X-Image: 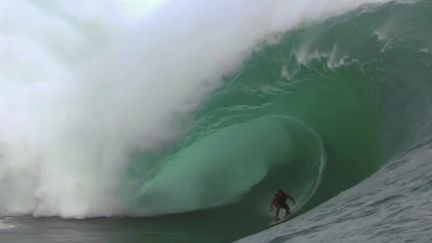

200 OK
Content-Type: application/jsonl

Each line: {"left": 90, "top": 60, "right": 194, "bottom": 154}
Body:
{"left": 1, "top": 0, "right": 432, "bottom": 242}
{"left": 0, "top": 0, "right": 391, "bottom": 218}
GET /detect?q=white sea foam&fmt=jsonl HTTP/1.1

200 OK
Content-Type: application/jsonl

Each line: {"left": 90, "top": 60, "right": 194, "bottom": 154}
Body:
{"left": 0, "top": 218, "right": 15, "bottom": 230}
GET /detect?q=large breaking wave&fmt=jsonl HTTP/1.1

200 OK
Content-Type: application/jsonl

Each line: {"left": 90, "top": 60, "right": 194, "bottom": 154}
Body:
{"left": 0, "top": 0, "right": 394, "bottom": 218}
{"left": 3, "top": 0, "right": 432, "bottom": 241}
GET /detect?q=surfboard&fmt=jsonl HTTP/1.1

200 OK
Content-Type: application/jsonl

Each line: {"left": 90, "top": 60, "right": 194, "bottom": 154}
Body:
{"left": 269, "top": 214, "right": 293, "bottom": 227}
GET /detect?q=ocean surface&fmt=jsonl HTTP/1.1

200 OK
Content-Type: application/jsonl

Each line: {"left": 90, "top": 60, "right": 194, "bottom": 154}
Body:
{"left": 1, "top": 0, "right": 431, "bottom": 242}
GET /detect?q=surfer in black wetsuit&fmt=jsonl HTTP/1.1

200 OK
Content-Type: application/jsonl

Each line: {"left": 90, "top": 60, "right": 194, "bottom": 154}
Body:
{"left": 270, "top": 189, "right": 296, "bottom": 220}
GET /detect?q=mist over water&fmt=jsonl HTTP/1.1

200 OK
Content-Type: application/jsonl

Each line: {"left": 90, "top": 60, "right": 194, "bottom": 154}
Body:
{"left": 0, "top": 0, "right": 391, "bottom": 218}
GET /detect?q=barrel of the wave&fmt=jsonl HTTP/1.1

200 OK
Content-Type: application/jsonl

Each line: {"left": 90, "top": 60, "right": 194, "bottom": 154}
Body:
{"left": 130, "top": 115, "right": 324, "bottom": 226}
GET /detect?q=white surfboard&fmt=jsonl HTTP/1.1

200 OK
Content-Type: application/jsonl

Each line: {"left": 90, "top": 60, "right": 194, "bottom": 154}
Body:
{"left": 269, "top": 214, "right": 293, "bottom": 227}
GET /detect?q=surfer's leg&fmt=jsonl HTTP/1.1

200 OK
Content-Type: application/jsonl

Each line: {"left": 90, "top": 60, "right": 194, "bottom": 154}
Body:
{"left": 284, "top": 206, "right": 290, "bottom": 216}
{"left": 275, "top": 207, "right": 280, "bottom": 220}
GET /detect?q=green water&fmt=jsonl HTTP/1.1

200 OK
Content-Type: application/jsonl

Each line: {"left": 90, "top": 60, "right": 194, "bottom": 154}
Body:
{"left": 126, "top": 1, "right": 432, "bottom": 241}
{"left": 131, "top": 2, "right": 386, "bottom": 217}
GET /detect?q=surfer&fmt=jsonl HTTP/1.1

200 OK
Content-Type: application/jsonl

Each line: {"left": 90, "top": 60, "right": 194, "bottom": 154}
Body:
{"left": 270, "top": 189, "right": 296, "bottom": 220}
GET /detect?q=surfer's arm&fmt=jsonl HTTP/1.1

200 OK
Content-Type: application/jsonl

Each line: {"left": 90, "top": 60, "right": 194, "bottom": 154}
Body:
{"left": 287, "top": 194, "right": 296, "bottom": 204}
{"left": 270, "top": 200, "right": 276, "bottom": 211}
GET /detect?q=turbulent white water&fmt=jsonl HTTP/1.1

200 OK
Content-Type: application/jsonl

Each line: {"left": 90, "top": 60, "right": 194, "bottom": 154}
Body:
{"left": 0, "top": 0, "right": 390, "bottom": 218}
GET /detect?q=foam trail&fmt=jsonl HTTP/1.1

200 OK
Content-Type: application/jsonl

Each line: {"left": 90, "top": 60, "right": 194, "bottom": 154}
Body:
{"left": 0, "top": 218, "right": 15, "bottom": 230}
{"left": 0, "top": 0, "right": 390, "bottom": 218}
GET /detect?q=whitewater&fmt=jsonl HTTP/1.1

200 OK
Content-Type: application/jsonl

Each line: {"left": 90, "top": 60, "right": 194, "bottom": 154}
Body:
{"left": 1, "top": 0, "right": 432, "bottom": 242}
